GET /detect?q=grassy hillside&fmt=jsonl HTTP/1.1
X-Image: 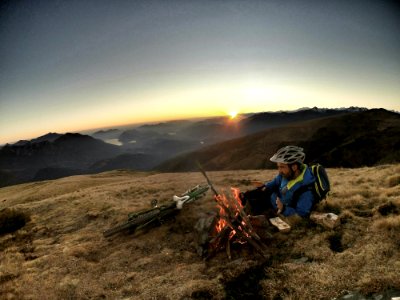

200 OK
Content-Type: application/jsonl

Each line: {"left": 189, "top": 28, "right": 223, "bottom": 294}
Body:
{"left": 1, "top": 165, "right": 399, "bottom": 299}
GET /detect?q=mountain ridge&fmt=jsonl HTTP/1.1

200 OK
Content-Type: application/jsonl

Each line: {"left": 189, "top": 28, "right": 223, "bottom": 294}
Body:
{"left": 0, "top": 133, "right": 122, "bottom": 186}
{"left": 1, "top": 107, "right": 398, "bottom": 187}
{"left": 156, "top": 109, "right": 400, "bottom": 172}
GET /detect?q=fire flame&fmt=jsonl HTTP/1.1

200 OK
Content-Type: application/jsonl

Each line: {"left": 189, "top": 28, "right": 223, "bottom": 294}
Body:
{"left": 208, "top": 187, "right": 268, "bottom": 259}
{"left": 213, "top": 187, "right": 248, "bottom": 242}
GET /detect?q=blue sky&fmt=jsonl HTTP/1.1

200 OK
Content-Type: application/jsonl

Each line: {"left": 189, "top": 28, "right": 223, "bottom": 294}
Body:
{"left": 0, "top": 0, "right": 399, "bottom": 144}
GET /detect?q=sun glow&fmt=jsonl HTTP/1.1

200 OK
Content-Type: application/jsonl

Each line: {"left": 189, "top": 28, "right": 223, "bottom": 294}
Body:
{"left": 229, "top": 111, "right": 238, "bottom": 119}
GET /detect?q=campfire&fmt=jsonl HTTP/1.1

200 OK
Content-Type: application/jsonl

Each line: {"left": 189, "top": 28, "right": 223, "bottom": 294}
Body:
{"left": 199, "top": 187, "right": 269, "bottom": 260}
{"left": 195, "top": 163, "right": 270, "bottom": 260}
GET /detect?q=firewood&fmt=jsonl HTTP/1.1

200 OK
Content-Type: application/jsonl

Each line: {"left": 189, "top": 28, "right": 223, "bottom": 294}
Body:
{"left": 197, "top": 165, "right": 270, "bottom": 259}
{"left": 216, "top": 205, "right": 269, "bottom": 259}
{"left": 207, "top": 226, "right": 231, "bottom": 259}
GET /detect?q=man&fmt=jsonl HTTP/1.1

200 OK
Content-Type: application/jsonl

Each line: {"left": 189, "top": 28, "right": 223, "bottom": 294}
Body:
{"left": 242, "top": 145, "right": 316, "bottom": 217}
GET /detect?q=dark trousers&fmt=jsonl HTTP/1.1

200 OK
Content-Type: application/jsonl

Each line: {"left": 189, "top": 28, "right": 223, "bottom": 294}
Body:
{"left": 243, "top": 188, "right": 274, "bottom": 216}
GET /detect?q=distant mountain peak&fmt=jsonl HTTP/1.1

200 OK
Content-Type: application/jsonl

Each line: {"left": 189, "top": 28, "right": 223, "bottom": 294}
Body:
{"left": 54, "top": 132, "right": 99, "bottom": 143}
{"left": 9, "top": 132, "right": 62, "bottom": 146}
{"left": 93, "top": 129, "right": 120, "bottom": 135}
{"left": 294, "top": 106, "right": 368, "bottom": 113}
{"left": 13, "top": 140, "right": 30, "bottom": 146}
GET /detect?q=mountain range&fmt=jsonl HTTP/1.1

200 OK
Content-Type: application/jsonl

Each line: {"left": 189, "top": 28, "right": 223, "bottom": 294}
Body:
{"left": 90, "top": 107, "right": 362, "bottom": 153}
{"left": 0, "top": 133, "right": 121, "bottom": 187}
{"left": 0, "top": 107, "right": 398, "bottom": 187}
{"left": 157, "top": 108, "right": 400, "bottom": 171}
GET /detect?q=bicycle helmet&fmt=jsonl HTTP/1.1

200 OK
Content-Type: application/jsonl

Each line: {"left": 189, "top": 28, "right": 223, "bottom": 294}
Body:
{"left": 270, "top": 145, "right": 305, "bottom": 164}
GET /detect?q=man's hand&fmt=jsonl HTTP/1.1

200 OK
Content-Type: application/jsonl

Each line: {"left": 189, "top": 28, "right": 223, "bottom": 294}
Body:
{"left": 276, "top": 197, "right": 284, "bottom": 214}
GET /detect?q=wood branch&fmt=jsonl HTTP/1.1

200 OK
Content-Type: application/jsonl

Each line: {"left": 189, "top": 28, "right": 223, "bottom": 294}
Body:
{"left": 207, "top": 191, "right": 270, "bottom": 260}
{"left": 206, "top": 226, "right": 231, "bottom": 259}
{"left": 197, "top": 165, "right": 269, "bottom": 259}
{"left": 221, "top": 194, "right": 267, "bottom": 245}
{"left": 209, "top": 226, "right": 229, "bottom": 247}
{"left": 219, "top": 213, "right": 268, "bottom": 259}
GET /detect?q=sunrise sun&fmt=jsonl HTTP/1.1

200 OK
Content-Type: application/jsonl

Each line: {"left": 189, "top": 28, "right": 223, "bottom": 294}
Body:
{"left": 229, "top": 111, "right": 238, "bottom": 119}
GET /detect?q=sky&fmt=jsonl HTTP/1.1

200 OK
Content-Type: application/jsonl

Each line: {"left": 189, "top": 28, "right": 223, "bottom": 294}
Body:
{"left": 0, "top": 0, "right": 399, "bottom": 144}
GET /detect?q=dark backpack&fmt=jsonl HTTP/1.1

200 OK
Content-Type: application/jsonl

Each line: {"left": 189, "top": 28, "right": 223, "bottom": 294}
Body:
{"left": 291, "top": 164, "right": 331, "bottom": 208}
{"left": 309, "top": 163, "right": 330, "bottom": 202}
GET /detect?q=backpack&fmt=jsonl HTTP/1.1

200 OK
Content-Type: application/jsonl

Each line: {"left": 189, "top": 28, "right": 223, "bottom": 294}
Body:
{"left": 309, "top": 163, "right": 330, "bottom": 202}
{"left": 291, "top": 163, "right": 331, "bottom": 208}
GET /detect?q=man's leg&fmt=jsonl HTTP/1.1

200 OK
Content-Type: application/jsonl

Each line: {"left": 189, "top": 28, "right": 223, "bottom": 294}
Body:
{"left": 243, "top": 188, "right": 273, "bottom": 215}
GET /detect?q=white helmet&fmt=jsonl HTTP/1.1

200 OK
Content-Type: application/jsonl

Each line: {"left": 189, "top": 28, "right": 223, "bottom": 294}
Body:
{"left": 270, "top": 145, "right": 305, "bottom": 164}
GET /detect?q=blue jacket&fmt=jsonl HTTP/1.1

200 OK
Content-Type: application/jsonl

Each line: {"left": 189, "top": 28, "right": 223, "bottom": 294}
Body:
{"left": 265, "top": 165, "right": 316, "bottom": 217}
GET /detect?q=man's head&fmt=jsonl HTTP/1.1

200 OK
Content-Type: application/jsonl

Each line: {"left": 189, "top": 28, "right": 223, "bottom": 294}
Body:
{"left": 270, "top": 146, "right": 305, "bottom": 180}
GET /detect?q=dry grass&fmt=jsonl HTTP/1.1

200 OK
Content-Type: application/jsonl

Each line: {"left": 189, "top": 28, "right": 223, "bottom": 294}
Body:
{"left": 387, "top": 174, "right": 400, "bottom": 188}
{"left": 0, "top": 165, "right": 400, "bottom": 299}
{"left": 0, "top": 208, "right": 30, "bottom": 235}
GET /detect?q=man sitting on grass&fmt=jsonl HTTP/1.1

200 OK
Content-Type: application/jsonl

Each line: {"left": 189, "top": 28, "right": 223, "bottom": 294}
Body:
{"left": 241, "top": 145, "right": 316, "bottom": 218}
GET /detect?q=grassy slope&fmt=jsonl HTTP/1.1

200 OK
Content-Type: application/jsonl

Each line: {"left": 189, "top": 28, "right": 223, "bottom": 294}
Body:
{"left": 0, "top": 165, "right": 399, "bottom": 299}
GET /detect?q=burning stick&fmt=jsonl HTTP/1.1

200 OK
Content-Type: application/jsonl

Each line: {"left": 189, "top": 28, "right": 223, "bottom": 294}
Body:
{"left": 214, "top": 191, "right": 269, "bottom": 257}
{"left": 197, "top": 162, "right": 269, "bottom": 259}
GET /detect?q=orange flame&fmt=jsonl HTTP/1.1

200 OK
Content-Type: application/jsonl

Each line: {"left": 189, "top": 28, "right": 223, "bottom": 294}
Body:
{"left": 213, "top": 187, "right": 247, "bottom": 241}
{"left": 215, "top": 201, "right": 227, "bottom": 233}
